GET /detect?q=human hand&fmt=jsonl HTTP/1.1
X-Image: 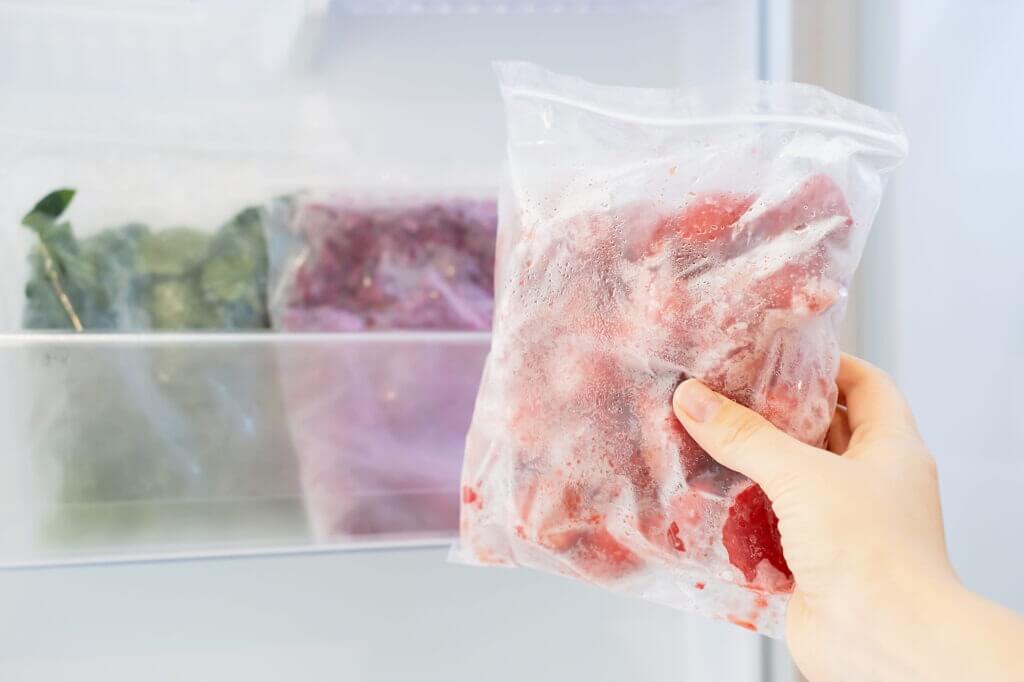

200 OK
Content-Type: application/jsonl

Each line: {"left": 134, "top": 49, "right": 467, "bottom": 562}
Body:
{"left": 673, "top": 354, "right": 1023, "bottom": 681}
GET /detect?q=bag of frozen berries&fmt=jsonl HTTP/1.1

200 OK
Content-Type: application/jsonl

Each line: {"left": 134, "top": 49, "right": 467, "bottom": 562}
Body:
{"left": 265, "top": 193, "right": 496, "bottom": 540}
{"left": 455, "top": 62, "right": 907, "bottom": 636}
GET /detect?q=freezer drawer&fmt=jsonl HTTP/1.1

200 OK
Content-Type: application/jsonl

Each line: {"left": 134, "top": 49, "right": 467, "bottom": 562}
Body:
{"left": 0, "top": 332, "right": 489, "bottom": 566}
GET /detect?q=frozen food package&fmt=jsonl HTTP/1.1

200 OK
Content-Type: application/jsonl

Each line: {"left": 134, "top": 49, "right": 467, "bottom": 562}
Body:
{"left": 22, "top": 189, "right": 270, "bottom": 332}
{"left": 18, "top": 188, "right": 302, "bottom": 546}
{"left": 266, "top": 194, "right": 496, "bottom": 539}
{"left": 456, "top": 63, "right": 908, "bottom": 636}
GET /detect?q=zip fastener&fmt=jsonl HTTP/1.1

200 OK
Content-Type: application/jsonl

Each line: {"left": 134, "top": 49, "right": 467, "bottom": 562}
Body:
{"left": 502, "top": 86, "right": 908, "bottom": 156}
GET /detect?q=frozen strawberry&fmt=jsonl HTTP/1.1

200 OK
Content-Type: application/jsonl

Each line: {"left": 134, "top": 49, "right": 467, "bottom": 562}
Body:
{"left": 464, "top": 181, "right": 854, "bottom": 627}
{"left": 722, "top": 484, "right": 792, "bottom": 583}
{"left": 747, "top": 174, "right": 852, "bottom": 246}
{"left": 559, "top": 527, "right": 643, "bottom": 579}
{"left": 674, "top": 192, "right": 756, "bottom": 243}
{"left": 642, "top": 192, "right": 754, "bottom": 259}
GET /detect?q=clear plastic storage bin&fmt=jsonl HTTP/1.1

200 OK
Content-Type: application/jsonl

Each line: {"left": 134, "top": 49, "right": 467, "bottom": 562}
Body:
{"left": 0, "top": 121, "right": 493, "bottom": 566}
{"left": 0, "top": 0, "right": 760, "bottom": 567}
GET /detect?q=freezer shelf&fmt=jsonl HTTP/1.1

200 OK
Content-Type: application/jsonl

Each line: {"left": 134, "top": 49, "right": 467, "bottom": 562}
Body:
{"left": 0, "top": 331, "right": 489, "bottom": 568}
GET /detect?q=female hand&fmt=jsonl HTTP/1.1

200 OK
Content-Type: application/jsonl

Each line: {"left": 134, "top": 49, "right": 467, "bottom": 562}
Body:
{"left": 673, "top": 354, "right": 1024, "bottom": 682}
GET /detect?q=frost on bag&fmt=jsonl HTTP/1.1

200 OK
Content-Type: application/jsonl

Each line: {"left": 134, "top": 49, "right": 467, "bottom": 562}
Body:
{"left": 457, "top": 63, "right": 907, "bottom": 635}
{"left": 266, "top": 195, "right": 496, "bottom": 539}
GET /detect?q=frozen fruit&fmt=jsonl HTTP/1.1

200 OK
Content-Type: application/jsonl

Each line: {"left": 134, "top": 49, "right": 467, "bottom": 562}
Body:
{"left": 267, "top": 196, "right": 497, "bottom": 539}
{"left": 461, "top": 177, "right": 852, "bottom": 631}
{"left": 459, "top": 62, "right": 907, "bottom": 636}
{"left": 273, "top": 197, "right": 497, "bottom": 333}
{"left": 654, "top": 192, "right": 755, "bottom": 254}
{"left": 19, "top": 189, "right": 293, "bottom": 544}
{"left": 722, "top": 484, "right": 791, "bottom": 584}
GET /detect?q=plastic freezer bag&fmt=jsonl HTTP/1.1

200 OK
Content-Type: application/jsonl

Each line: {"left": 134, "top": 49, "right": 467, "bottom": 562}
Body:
{"left": 266, "top": 195, "right": 497, "bottom": 334}
{"left": 456, "top": 63, "right": 907, "bottom": 636}
{"left": 13, "top": 189, "right": 303, "bottom": 545}
{"left": 21, "top": 189, "right": 270, "bottom": 332}
{"left": 265, "top": 195, "right": 496, "bottom": 538}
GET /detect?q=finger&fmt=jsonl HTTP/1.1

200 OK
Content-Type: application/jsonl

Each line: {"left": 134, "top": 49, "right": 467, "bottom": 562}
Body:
{"left": 673, "top": 379, "right": 823, "bottom": 499}
{"left": 826, "top": 404, "right": 852, "bottom": 454}
{"left": 837, "top": 354, "right": 917, "bottom": 436}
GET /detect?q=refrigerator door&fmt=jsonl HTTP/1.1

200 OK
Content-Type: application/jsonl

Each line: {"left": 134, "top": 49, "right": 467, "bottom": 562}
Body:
{"left": 861, "top": 0, "right": 1024, "bottom": 615}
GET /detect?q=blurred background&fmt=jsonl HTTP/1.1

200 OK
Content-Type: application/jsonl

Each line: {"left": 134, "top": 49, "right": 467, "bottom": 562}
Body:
{"left": 0, "top": 1, "right": 1020, "bottom": 680}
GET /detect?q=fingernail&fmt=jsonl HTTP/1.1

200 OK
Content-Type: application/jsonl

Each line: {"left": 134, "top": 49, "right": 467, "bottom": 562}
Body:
{"left": 674, "top": 380, "right": 721, "bottom": 423}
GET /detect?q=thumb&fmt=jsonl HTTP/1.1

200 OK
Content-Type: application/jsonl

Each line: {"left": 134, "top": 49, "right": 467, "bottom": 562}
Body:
{"left": 673, "top": 379, "right": 823, "bottom": 498}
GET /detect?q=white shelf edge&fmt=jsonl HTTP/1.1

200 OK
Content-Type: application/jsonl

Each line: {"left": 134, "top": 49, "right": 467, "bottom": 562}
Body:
{"left": 0, "top": 330, "right": 493, "bottom": 346}
{"left": 0, "top": 535, "right": 456, "bottom": 571}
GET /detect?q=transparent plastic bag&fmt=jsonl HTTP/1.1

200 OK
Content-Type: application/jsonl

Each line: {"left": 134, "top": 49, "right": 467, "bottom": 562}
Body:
{"left": 266, "top": 194, "right": 497, "bottom": 333}
{"left": 15, "top": 188, "right": 299, "bottom": 546}
{"left": 265, "top": 194, "right": 496, "bottom": 539}
{"left": 21, "top": 189, "right": 270, "bottom": 332}
{"left": 456, "top": 63, "right": 908, "bottom": 636}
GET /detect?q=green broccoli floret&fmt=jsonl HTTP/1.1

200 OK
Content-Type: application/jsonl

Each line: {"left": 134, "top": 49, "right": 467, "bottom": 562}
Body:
{"left": 21, "top": 190, "right": 273, "bottom": 331}
{"left": 200, "top": 206, "right": 270, "bottom": 328}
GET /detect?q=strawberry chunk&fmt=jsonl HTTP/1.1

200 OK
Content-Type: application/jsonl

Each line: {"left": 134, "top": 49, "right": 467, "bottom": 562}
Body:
{"left": 749, "top": 174, "right": 851, "bottom": 244}
{"left": 670, "top": 192, "right": 755, "bottom": 244}
{"left": 722, "top": 484, "right": 792, "bottom": 583}
{"left": 643, "top": 192, "right": 754, "bottom": 257}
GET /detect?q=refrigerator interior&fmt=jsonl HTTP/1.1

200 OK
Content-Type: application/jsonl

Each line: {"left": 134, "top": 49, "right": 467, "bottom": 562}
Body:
{"left": 0, "top": 1, "right": 777, "bottom": 681}
{"left": 0, "top": 0, "right": 758, "bottom": 567}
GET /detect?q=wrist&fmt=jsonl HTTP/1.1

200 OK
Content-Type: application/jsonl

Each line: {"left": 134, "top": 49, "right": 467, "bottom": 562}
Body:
{"left": 840, "top": 559, "right": 963, "bottom": 682}
{"left": 869, "top": 568, "right": 982, "bottom": 682}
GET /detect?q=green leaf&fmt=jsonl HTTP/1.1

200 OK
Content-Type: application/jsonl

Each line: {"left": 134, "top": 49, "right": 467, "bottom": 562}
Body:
{"left": 22, "top": 188, "right": 75, "bottom": 232}
{"left": 21, "top": 188, "right": 78, "bottom": 246}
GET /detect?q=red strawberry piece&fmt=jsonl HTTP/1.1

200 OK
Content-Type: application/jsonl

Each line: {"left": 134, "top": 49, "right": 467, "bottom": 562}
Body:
{"left": 641, "top": 192, "right": 754, "bottom": 258}
{"left": 767, "top": 262, "right": 839, "bottom": 314}
{"left": 722, "top": 484, "right": 792, "bottom": 583}
{"left": 671, "top": 192, "right": 756, "bottom": 244}
{"left": 748, "top": 174, "right": 852, "bottom": 245}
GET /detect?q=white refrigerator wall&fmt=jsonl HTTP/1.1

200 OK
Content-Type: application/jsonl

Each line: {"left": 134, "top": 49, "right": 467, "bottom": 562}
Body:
{"left": 873, "top": 0, "right": 1024, "bottom": 611}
